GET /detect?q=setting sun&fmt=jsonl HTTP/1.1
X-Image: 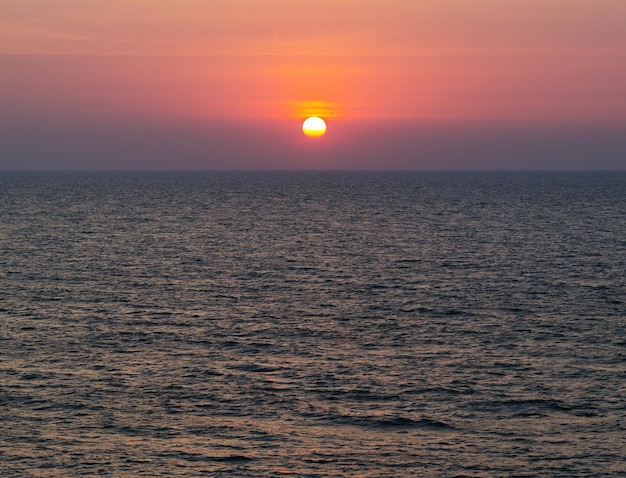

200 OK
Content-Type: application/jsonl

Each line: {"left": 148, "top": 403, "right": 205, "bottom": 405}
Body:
{"left": 302, "top": 117, "right": 327, "bottom": 137}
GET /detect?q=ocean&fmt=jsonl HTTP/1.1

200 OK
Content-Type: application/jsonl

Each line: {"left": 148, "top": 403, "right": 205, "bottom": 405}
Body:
{"left": 1, "top": 171, "right": 625, "bottom": 477}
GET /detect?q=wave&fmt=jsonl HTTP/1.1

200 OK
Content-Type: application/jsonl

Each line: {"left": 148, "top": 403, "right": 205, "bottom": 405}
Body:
{"left": 322, "top": 413, "right": 456, "bottom": 430}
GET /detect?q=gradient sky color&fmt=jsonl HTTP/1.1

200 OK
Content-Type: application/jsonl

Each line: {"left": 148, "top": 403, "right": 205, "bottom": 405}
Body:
{"left": 1, "top": 0, "right": 625, "bottom": 169}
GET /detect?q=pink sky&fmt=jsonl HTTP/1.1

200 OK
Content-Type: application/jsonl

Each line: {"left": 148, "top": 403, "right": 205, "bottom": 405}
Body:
{"left": 1, "top": 0, "right": 625, "bottom": 169}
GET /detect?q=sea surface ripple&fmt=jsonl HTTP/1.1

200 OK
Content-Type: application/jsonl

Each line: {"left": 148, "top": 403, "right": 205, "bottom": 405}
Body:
{"left": 1, "top": 171, "right": 625, "bottom": 477}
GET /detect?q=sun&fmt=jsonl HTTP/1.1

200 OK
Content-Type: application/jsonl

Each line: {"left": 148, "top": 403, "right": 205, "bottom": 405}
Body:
{"left": 302, "top": 117, "right": 327, "bottom": 137}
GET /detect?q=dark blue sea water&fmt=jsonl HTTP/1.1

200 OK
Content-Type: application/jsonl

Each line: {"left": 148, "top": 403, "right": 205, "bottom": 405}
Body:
{"left": 1, "top": 171, "right": 625, "bottom": 477}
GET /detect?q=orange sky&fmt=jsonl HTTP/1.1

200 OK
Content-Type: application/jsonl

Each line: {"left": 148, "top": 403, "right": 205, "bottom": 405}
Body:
{"left": 2, "top": 0, "right": 625, "bottom": 123}
{"left": 1, "top": 0, "right": 625, "bottom": 169}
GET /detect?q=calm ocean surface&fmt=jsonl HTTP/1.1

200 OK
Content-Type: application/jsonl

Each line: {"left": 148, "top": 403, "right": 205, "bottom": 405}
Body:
{"left": 1, "top": 171, "right": 625, "bottom": 477}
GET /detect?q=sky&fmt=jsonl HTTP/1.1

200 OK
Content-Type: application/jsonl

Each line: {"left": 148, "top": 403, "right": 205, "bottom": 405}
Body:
{"left": 1, "top": 0, "right": 625, "bottom": 170}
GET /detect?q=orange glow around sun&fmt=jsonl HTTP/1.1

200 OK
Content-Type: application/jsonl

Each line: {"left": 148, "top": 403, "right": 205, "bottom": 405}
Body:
{"left": 302, "top": 117, "right": 327, "bottom": 137}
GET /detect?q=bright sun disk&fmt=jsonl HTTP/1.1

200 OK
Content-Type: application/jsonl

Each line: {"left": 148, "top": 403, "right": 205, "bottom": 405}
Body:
{"left": 302, "top": 117, "right": 327, "bottom": 137}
